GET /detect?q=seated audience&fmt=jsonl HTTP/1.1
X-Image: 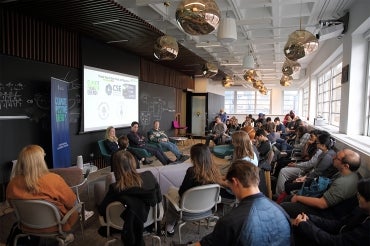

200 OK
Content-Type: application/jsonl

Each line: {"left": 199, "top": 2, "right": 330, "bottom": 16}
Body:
{"left": 254, "top": 128, "right": 271, "bottom": 162}
{"left": 241, "top": 115, "right": 253, "bottom": 128}
{"left": 292, "top": 178, "right": 370, "bottom": 246}
{"left": 6, "top": 145, "right": 78, "bottom": 238}
{"left": 192, "top": 160, "right": 291, "bottom": 246}
{"left": 98, "top": 150, "right": 161, "bottom": 245}
{"left": 232, "top": 131, "right": 258, "bottom": 166}
{"left": 274, "top": 117, "right": 286, "bottom": 137}
{"left": 205, "top": 116, "right": 228, "bottom": 146}
{"left": 147, "top": 120, "right": 189, "bottom": 162}
{"left": 127, "top": 121, "right": 174, "bottom": 165}
{"left": 163, "top": 144, "right": 223, "bottom": 236}
{"left": 275, "top": 130, "right": 322, "bottom": 195}
{"left": 226, "top": 116, "right": 240, "bottom": 135}
{"left": 282, "top": 132, "right": 337, "bottom": 196}
{"left": 281, "top": 149, "right": 361, "bottom": 219}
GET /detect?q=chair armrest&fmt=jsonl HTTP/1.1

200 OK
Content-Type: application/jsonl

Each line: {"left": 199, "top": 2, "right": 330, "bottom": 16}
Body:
{"left": 164, "top": 193, "right": 181, "bottom": 212}
{"left": 61, "top": 202, "right": 82, "bottom": 225}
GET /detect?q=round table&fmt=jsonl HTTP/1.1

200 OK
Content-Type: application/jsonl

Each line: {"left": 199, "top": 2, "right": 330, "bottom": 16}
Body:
{"left": 169, "top": 136, "right": 188, "bottom": 145}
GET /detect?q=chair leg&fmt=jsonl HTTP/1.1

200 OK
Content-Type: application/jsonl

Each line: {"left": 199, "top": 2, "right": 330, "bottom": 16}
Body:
{"left": 178, "top": 222, "right": 186, "bottom": 244}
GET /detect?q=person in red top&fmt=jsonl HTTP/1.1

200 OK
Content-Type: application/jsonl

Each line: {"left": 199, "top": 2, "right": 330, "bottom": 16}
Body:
{"left": 6, "top": 145, "right": 78, "bottom": 234}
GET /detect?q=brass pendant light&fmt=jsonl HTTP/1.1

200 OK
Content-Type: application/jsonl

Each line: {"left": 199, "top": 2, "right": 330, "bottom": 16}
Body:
{"left": 284, "top": 30, "right": 318, "bottom": 61}
{"left": 176, "top": 0, "right": 220, "bottom": 35}
{"left": 282, "top": 58, "right": 301, "bottom": 76}
{"left": 153, "top": 35, "right": 179, "bottom": 60}
{"left": 154, "top": 2, "right": 179, "bottom": 60}
{"left": 280, "top": 75, "right": 293, "bottom": 86}
{"left": 283, "top": 0, "right": 318, "bottom": 61}
{"left": 222, "top": 76, "right": 234, "bottom": 87}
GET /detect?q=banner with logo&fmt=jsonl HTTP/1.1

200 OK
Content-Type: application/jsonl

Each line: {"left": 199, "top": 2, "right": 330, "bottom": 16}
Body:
{"left": 51, "top": 77, "right": 71, "bottom": 168}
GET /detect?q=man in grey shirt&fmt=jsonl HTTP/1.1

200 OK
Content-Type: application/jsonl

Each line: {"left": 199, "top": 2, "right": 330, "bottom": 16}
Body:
{"left": 205, "top": 116, "right": 227, "bottom": 146}
{"left": 281, "top": 148, "right": 361, "bottom": 219}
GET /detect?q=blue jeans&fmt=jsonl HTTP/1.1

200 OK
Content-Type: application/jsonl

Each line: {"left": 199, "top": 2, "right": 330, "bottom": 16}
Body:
{"left": 160, "top": 141, "right": 182, "bottom": 159}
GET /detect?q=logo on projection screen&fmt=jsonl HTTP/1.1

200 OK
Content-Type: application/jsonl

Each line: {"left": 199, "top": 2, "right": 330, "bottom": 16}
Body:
{"left": 98, "top": 102, "right": 109, "bottom": 120}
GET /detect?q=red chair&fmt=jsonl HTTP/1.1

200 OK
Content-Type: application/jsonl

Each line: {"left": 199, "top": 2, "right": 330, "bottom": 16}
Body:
{"left": 172, "top": 120, "right": 188, "bottom": 136}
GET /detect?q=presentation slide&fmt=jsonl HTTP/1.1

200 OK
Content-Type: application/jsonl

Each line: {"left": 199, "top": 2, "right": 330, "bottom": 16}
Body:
{"left": 83, "top": 65, "right": 139, "bottom": 132}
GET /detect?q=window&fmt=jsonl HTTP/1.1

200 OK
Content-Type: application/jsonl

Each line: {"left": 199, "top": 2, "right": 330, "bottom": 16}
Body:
{"left": 224, "top": 90, "right": 271, "bottom": 114}
{"left": 302, "top": 87, "right": 309, "bottom": 120}
{"left": 317, "top": 60, "right": 342, "bottom": 127}
{"left": 283, "top": 91, "right": 299, "bottom": 116}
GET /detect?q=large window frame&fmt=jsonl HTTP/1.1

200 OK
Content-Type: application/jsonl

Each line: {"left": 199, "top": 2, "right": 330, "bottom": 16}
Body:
{"left": 224, "top": 90, "right": 271, "bottom": 114}
{"left": 282, "top": 91, "right": 299, "bottom": 116}
{"left": 317, "top": 59, "right": 342, "bottom": 127}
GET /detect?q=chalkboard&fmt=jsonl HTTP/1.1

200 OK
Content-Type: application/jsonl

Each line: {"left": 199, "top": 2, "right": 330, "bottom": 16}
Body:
{"left": 0, "top": 55, "right": 81, "bottom": 123}
{"left": 139, "top": 81, "right": 176, "bottom": 134}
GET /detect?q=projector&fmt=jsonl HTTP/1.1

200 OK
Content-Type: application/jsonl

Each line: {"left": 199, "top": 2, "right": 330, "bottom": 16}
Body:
{"left": 317, "top": 22, "right": 344, "bottom": 41}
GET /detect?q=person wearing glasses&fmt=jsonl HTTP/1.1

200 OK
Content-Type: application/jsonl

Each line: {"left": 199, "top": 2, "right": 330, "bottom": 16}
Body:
{"left": 281, "top": 148, "right": 361, "bottom": 219}
{"left": 277, "top": 132, "right": 337, "bottom": 200}
{"left": 292, "top": 178, "right": 370, "bottom": 246}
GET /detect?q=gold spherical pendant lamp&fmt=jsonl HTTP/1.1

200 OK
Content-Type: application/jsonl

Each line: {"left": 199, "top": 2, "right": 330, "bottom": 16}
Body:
{"left": 282, "top": 58, "right": 301, "bottom": 76}
{"left": 284, "top": 30, "right": 318, "bottom": 61}
{"left": 176, "top": 0, "right": 221, "bottom": 35}
{"left": 280, "top": 75, "right": 293, "bottom": 86}
{"left": 153, "top": 35, "right": 179, "bottom": 60}
{"left": 222, "top": 75, "right": 234, "bottom": 87}
{"left": 243, "top": 69, "right": 257, "bottom": 83}
{"left": 253, "top": 80, "right": 264, "bottom": 90}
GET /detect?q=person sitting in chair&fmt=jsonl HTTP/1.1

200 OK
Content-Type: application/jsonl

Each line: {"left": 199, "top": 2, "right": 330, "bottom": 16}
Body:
{"left": 127, "top": 121, "right": 174, "bottom": 165}
{"left": 205, "top": 116, "right": 228, "bottom": 146}
{"left": 191, "top": 160, "right": 291, "bottom": 246}
{"left": 147, "top": 120, "right": 189, "bottom": 163}
{"left": 98, "top": 150, "right": 161, "bottom": 246}
{"left": 7, "top": 145, "right": 78, "bottom": 243}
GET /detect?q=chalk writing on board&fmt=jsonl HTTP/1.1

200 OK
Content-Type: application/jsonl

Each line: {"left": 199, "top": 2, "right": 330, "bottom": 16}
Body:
{"left": 0, "top": 82, "right": 25, "bottom": 110}
{"left": 139, "top": 95, "right": 175, "bottom": 128}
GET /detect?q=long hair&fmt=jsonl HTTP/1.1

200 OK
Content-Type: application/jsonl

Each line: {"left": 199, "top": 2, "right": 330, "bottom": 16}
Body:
{"left": 15, "top": 145, "right": 49, "bottom": 194}
{"left": 112, "top": 150, "right": 142, "bottom": 191}
{"left": 190, "top": 143, "right": 221, "bottom": 184}
{"left": 105, "top": 126, "right": 118, "bottom": 142}
{"left": 232, "top": 131, "right": 255, "bottom": 161}
{"left": 241, "top": 125, "right": 255, "bottom": 139}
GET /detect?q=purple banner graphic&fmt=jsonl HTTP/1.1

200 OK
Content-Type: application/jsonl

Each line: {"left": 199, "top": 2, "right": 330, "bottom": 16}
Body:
{"left": 51, "top": 78, "right": 71, "bottom": 168}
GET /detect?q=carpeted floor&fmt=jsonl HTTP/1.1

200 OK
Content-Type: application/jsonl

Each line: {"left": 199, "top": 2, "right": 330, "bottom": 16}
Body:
{"left": 0, "top": 139, "right": 231, "bottom": 246}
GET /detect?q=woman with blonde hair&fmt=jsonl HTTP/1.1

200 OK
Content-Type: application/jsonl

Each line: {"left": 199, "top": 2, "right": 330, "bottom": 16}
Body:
{"left": 232, "top": 130, "right": 259, "bottom": 166}
{"left": 6, "top": 145, "right": 78, "bottom": 235}
{"left": 164, "top": 143, "right": 222, "bottom": 236}
{"left": 104, "top": 126, "right": 119, "bottom": 154}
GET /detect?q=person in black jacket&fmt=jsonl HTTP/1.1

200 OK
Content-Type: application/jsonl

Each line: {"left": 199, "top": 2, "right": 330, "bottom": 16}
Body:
{"left": 98, "top": 150, "right": 161, "bottom": 246}
{"left": 292, "top": 178, "right": 370, "bottom": 246}
{"left": 127, "top": 121, "right": 173, "bottom": 165}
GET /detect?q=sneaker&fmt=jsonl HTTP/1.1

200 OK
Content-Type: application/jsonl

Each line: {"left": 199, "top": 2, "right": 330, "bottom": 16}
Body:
{"left": 62, "top": 233, "right": 74, "bottom": 245}
{"left": 160, "top": 229, "right": 175, "bottom": 237}
{"left": 84, "top": 210, "right": 94, "bottom": 220}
